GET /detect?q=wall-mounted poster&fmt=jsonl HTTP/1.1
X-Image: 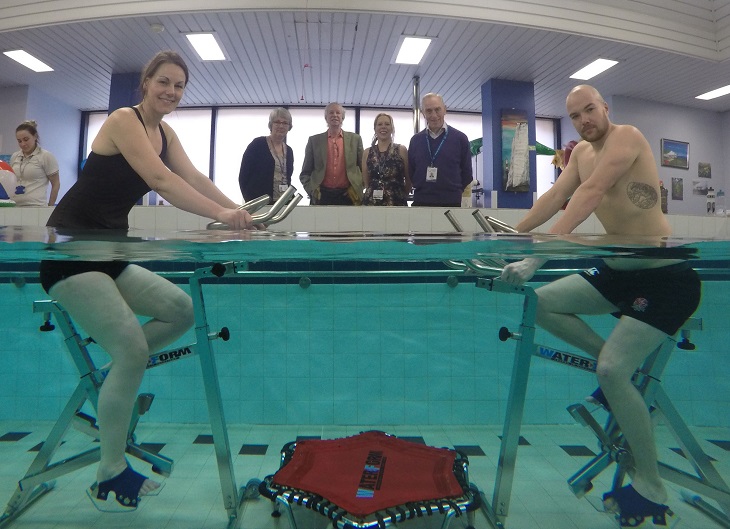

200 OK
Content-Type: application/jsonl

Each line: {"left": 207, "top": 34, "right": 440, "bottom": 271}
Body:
{"left": 671, "top": 177, "right": 683, "bottom": 200}
{"left": 501, "top": 109, "right": 529, "bottom": 192}
{"left": 698, "top": 162, "right": 711, "bottom": 178}
{"left": 660, "top": 139, "right": 689, "bottom": 169}
{"left": 692, "top": 179, "right": 709, "bottom": 196}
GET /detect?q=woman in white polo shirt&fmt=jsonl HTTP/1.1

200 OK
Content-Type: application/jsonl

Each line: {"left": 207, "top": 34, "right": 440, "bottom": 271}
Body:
{"left": 10, "top": 120, "right": 60, "bottom": 206}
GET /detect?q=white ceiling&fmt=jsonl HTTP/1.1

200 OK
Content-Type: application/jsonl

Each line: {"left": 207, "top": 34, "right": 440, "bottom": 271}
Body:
{"left": 2, "top": 1, "right": 730, "bottom": 118}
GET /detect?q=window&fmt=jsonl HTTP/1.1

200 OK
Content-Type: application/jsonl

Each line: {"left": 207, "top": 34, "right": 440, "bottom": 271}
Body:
{"left": 444, "top": 112, "right": 483, "bottom": 198}
{"left": 214, "top": 107, "right": 271, "bottom": 203}
{"left": 85, "top": 112, "right": 106, "bottom": 158}
{"left": 444, "top": 112, "right": 482, "bottom": 142}
{"left": 535, "top": 117, "right": 558, "bottom": 198}
{"left": 160, "top": 108, "right": 212, "bottom": 205}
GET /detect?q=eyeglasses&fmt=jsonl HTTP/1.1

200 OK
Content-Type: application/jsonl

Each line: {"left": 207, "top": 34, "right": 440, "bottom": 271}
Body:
{"left": 272, "top": 120, "right": 290, "bottom": 126}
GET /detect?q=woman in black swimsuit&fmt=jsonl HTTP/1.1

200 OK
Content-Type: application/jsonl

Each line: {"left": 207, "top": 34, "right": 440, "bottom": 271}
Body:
{"left": 40, "top": 50, "right": 255, "bottom": 512}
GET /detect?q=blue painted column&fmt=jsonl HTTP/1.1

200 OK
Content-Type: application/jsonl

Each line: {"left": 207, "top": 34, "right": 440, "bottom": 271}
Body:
{"left": 481, "top": 79, "right": 536, "bottom": 209}
{"left": 108, "top": 72, "right": 140, "bottom": 114}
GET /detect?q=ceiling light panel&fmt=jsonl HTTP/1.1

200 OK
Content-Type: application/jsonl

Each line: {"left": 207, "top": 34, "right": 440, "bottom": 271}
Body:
{"left": 569, "top": 58, "right": 618, "bottom": 80}
{"left": 696, "top": 85, "right": 730, "bottom": 100}
{"left": 393, "top": 36, "right": 432, "bottom": 65}
{"left": 3, "top": 50, "right": 53, "bottom": 72}
{"left": 185, "top": 33, "right": 226, "bottom": 61}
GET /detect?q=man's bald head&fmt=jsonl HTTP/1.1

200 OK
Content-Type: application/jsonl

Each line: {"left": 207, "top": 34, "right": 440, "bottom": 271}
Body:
{"left": 567, "top": 85, "right": 606, "bottom": 107}
{"left": 566, "top": 85, "right": 611, "bottom": 143}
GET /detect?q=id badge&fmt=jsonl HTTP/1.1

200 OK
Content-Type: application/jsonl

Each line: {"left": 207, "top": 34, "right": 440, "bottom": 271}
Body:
{"left": 15, "top": 185, "right": 25, "bottom": 195}
{"left": 279, "top": 184, "right": 289, "bottom": 193}
{"left": 372, "top": 189, "right": 384, "bottom": 201}
{"left": 426, "top": 166, "right": 438, "bottom": 182}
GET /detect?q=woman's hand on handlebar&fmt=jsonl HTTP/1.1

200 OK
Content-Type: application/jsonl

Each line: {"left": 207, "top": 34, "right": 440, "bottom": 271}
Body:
{"left": 216, "top": 208, "right": 256, "bottom": 230}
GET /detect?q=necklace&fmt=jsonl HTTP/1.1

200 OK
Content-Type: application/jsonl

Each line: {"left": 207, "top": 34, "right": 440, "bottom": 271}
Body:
{"left": 377, "top": 139, "right": 392, "bottom": 153}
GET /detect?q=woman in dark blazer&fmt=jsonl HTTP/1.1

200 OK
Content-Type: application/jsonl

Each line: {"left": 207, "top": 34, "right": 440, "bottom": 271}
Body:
{"left": 239, "top": 107, "right": 294, "bottom": 204}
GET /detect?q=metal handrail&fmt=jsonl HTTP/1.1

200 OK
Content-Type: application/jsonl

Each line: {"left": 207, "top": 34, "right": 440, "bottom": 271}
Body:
{"left": 267, "top": 193, "right": 302, "bottom": 224}
{"left": 237, "top": 194, "right": 270, "bottom": 213}
{"left": 471, "top": 210, "right": 496, "bottom": 233}
{"left": 207, "top": 186, "right": 297, "bottom": 229}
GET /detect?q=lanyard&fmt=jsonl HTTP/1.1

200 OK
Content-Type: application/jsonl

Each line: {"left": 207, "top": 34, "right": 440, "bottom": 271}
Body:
{"left": 268, "top": 137, "right": 287, "bottom": 174}
{"left": 374, "top": 143, "right": 391, "bottom": 178}
{"left": 18, "top": 154, "right": 35, "bottom": 184}
{"left": 426, "top": 128, "right": 448, "bottom": 167}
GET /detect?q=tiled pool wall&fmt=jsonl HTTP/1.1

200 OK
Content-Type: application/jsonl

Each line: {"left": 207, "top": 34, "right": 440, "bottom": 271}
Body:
{"left": 1, "top": 205, "right": 730, "bottom": 237}
{"left": 0, "top": 269, "right": 727, "bottom": 428}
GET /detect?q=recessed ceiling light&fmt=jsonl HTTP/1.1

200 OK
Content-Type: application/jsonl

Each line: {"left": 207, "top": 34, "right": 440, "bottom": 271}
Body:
{"left": 696, "top": 85, "right": 730, "bottom": 100}
{"left": 3, "top": 50, "right": 53, "bottom": 72}
{"left": 185, "top": 33, "right": 226, "bottom": 61}
{"left": 569, "top": 59, "right": 618, "bottom": 80}
{"left": 393, "top": 36, "right": 432, "bottom": 65}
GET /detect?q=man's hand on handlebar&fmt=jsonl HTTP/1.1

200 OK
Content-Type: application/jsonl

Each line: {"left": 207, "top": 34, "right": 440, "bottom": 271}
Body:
{"left": 500, "top": 257, "right": 546, "bottom": 285}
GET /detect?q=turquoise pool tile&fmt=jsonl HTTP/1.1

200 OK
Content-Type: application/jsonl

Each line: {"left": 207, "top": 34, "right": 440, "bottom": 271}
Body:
{"left": 404, "top": 378, "right": 428, "bottom": 401}
{"left": 285, "top": 399, "right": 310, "bottom": 424}
{"left": 333, "top": 354, "right": 359, "bottom": 379}
{"left": 357, "top": 400, "right": 382, "bottom": 423}
{"left": 380, "top": 377, "right": 405, "bottom": 399}
{"left": 358, "top": 377, "right": 383, "bottom": 401}
{"left": 380, "top": 401, "right": 406, "bottom": 424}
{"left": 333, "top": 378, "right": 358, "bottom": 401}
{"left": 309, "top": 401, "right": 334, "bottom": 423}
{"left": 285, "top": 330, "right": 311, "bottom": 354}
{"left": 239, "top": 376, "right": 263, "bottom": 401}
{"left": 403, "top": 400, "right": 429, "bottom": 424}
{"left": 380, "top": 354, "right": 404, "bottom": 377}
{"left": 333, "top": 401, "right": 358, "bottom": 424}
{"left": 263, "top": 399, "right": 287, "bottom": 424}
{"left": 308, "top": 332, "right": 334, "bottom": 354}
{"left": 357, "top": 351, "right": 380, "bottom": 374}
{"left": 427, "top": 379, "right": 452, "bottom": 401}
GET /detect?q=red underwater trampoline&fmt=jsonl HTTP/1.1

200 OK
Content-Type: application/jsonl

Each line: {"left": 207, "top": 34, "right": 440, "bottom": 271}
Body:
{"left": 258, "top": 431, "right": 480, "bottom": 529}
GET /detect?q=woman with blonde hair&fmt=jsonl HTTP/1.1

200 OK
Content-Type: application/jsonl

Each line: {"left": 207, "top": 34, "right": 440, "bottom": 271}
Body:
{"left": 361, "top": 113, "right": 410, "bottom": 206}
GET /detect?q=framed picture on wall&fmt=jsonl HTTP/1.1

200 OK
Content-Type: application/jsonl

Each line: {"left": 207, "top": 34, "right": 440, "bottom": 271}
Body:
{"left": 660, "top": 139, "right": 689, "bottom": 169}
{"left": 671, "top": 177, "right": 683, "bottom": 200}
{"left": 501, "top": 109, "right": 530, "bottom": 192}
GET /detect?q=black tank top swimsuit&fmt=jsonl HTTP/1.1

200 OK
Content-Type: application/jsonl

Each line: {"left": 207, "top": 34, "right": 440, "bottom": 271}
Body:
{"left": 39, "top": 107, "right": 167, "bottom": 293}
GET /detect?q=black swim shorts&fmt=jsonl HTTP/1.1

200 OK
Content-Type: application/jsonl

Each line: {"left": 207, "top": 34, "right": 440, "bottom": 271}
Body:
{"left": 580, "top": 262, "right": 701, "bottom": 336}
{"left": 39, "top": 260, "right": 130, "bottom": 294}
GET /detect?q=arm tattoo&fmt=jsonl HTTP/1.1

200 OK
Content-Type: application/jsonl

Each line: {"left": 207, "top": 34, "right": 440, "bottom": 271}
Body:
{"left": 627, "top": 182, "right": 657, "bottom": 209}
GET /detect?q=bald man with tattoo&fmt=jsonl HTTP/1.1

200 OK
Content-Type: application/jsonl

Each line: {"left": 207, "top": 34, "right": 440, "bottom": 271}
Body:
{"left": 501, "top": 85, "right": 700, "bottom": 526}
